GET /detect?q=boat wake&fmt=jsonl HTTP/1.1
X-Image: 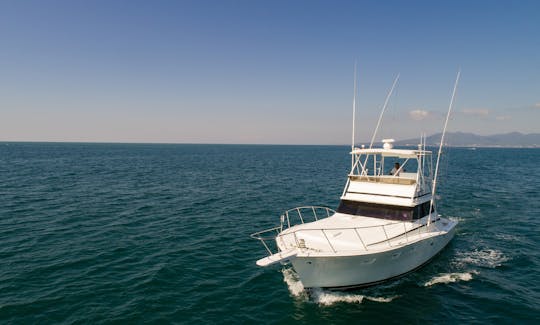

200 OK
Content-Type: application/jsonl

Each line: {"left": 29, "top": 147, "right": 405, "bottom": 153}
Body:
{"left": 311, "top": 289, "right": 398, "bottom": 305}
{"left": 454, "top": 248, "right": 509, "bottom": 268}
{"left": 424, "top": 271, "right": 479, "bottom": 287}
{"left": 422, "top": 248, "right": 508, "bottom": 287}
{"left": 281, "top": 268, "right": 398, "bottom": 305}
{"left": 282, "top": 268, "right": 306, "bottom": 297}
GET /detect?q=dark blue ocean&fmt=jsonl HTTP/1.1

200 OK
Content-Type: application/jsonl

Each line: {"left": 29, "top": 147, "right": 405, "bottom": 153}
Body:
{"left": 0, "top": 143, "right": 538, "bottom": 324}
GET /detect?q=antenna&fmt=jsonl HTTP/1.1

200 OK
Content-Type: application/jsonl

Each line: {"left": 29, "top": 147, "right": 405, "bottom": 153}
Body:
{"left": 368, "top": 74, "right": 400, "bottom": 149}
{"left": 428, "top": 69, "right": 461, "bottom": 226}
{"left": 359, "top": 73, "right": 399, "bottom": 177}
{"left": 351, "top": 61, "right": 357, "bottom": 169}
{"left": 422, "top": 132, "right": 426, "bottom": 179}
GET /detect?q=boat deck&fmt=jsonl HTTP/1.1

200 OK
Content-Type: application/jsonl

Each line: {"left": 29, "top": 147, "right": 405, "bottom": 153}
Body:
{"left": 277, "top": 213, "right": 439, "bottom": 256}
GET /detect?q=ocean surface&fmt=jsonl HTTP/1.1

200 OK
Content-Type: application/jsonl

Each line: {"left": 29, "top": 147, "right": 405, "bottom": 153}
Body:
{"left": 0, "top": 143, "right": 538, "bottom": 324}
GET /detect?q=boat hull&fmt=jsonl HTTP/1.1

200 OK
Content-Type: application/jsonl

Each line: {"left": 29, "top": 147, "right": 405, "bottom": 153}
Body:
{"left": 290, "top": 225, "right": 455, "bottom": 289}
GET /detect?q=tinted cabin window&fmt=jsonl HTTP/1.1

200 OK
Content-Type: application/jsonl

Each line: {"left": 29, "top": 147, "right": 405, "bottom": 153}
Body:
{"left": 413, "top": 201, "right": 435, "bottom": 219}
{"left": 337, "top": 200, "right": 434, "bottom": 221}
{"left": 337, "top": 200, "right": 413, "bottom": 221}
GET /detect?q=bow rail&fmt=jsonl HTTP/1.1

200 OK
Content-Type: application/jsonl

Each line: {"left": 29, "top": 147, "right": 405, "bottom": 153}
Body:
{"left": 251, "top": 206, "right": 439, "bottom": 266}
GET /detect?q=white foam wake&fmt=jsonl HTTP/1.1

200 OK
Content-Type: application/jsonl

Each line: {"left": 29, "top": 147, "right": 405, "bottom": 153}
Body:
{"left": 281, "top": 268, "right": 398, "bottom": 305}
{"left": 282, "top": 268, "right": 305, "bottom": 297}
{"left": 424, "top": 270, "right": 479, "bottom": 287}
{"left": 311, "top": 289, "right": 398, "bottom": 306}
{"left": 311, "top": 289, "right": 364, "bottom": 305}
{"left": 455, "top": 249, "right": 509, "bottom": 268}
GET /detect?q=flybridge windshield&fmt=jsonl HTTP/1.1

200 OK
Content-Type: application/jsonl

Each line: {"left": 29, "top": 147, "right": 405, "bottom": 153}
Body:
{"left": 337, "top": 200, "right": 434, "bottom": 221}
{"left": 349, "top": 148, "right": 434, "bottom": 181}
{"left": 374, "top": 155, "right": 419, "bottom": 175}
{"left": 355, "top": 151, "right": 424, "bottom": 175}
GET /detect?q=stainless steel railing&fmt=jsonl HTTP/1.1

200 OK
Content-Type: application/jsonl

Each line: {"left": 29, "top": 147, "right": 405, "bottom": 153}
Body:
{"left": 281, "top": 206, "right": 336, "bottom": 230}
{"left": 251, "top": 209, "right": 438, "bottom": 257}
{"left": 250, "top": 206, "right": 336, "bottom": 256}
{"left": 276, "top": 222, "right": 428, "bottom": 254}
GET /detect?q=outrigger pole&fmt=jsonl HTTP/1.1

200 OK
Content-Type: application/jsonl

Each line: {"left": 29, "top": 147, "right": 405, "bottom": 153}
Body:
{"left": 368, "top": 74, "right": 400, "bottom": 149}
{"left": 351, "top": 61, "right": 357, "bottom": 170}
{"left": 358, "top": 74, "right": 399, "bottom": 177}
{"left": 428, "top": 69, "right": 461, "bottom": 226}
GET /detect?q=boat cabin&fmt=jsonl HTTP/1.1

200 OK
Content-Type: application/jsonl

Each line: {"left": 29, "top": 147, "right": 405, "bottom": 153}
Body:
{"left": 339, "top": 139, "right": 435, "bottom": 221}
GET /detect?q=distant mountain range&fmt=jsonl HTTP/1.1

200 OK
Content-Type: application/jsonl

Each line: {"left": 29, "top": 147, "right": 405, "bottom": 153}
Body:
{"left": 395, "top": 132, "right": 540, "bottom": 147}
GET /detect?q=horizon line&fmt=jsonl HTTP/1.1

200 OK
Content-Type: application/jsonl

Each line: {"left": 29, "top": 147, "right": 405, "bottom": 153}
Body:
{"left": 1, "top": 140, "right": 539, "bottom": 149}
{"left": 1, "top": 130, "right": 539, "bottom": 147}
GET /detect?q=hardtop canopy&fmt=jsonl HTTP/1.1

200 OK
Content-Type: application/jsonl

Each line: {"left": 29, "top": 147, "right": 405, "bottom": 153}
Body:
{"left": 350, "top": 148, "right": 432, "bottom": 159}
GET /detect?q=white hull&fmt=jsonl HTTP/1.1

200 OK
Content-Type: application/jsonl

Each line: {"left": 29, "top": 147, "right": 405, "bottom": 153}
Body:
{"left": 290, "top": 222, "right": 456, "bottom": 288}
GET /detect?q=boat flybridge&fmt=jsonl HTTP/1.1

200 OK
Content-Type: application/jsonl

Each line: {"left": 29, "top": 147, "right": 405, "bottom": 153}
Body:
{"left": 251, "top": 70, "right": 461, "bottom": 289}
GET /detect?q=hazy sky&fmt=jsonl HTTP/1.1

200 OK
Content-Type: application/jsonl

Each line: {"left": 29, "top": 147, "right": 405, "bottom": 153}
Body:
{"left": 1, "top": 0, "right": 539, "bottom": 144}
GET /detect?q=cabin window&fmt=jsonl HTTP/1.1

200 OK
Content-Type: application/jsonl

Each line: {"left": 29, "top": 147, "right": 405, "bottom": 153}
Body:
{"left": 412, "top": 201, "right": 435, "bottom": 219}
{"left": 337, "top": 200, "right": 434, "bottom": 221}
{"left": 337, "top": 200, "right": 413, "bottom": 221}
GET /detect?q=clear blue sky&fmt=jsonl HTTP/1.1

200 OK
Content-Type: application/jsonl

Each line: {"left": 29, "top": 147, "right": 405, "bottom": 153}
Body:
{"left": 1, "top": 0, "right": 539, "bottom": 144}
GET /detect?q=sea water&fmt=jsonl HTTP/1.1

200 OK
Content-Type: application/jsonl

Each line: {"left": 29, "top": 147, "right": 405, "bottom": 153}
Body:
{"left": 0, "top": 143, "right": 538, "bottom": 323}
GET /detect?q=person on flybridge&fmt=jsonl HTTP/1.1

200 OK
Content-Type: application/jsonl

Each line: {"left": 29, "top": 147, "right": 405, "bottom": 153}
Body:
{"left": 390, "top": 162, "right": 401, "bottom": 176}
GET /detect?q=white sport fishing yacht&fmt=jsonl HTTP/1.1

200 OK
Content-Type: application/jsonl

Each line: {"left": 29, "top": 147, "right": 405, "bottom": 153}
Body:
{"left": 251, "top": 71, "right": 460, "bottom": 289}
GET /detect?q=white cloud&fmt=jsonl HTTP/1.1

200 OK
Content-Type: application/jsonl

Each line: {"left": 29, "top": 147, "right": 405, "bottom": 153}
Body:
{"left": 461, "top": 108, "right": 490, "bottom": 116}
{"left": 408, "top": 109, "right": 430, "bottom": 120}
{"left": 534, "top": 102, "right": 540, "bottom": 108}
{"left": 496, "top": 115, "right": 511, "bottom": 121}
